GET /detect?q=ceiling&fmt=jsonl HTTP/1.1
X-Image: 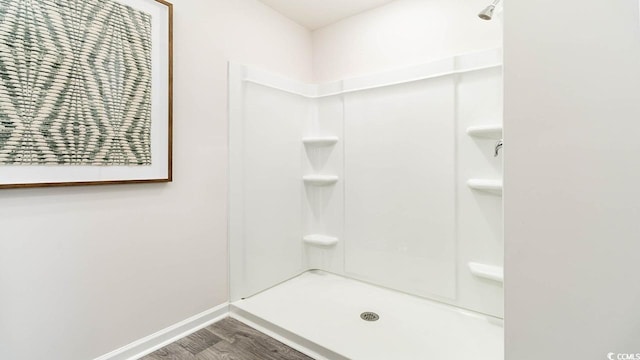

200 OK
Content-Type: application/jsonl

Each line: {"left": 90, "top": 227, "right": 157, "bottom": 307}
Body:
{"left": 258, "top": 0, "right": 398, "bottom": 30}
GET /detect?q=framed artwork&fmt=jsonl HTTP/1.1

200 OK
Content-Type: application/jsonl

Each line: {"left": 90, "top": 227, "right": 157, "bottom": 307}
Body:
{"left": 0, "top": 0, "right": 173, "bottom": 189}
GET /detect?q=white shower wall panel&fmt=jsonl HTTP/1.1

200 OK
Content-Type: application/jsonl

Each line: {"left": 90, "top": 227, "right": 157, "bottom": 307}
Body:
{"left": 303, "top": 96, "right": 345, "bottom": 273}
{"left": 344, "top": 78, "right": 457, "bottom": 300}
{"left": 456, "top": 67, "right": 504, "bottom": 317}
{"left": 231, "top": 81, "right": 309, "bottom": 299}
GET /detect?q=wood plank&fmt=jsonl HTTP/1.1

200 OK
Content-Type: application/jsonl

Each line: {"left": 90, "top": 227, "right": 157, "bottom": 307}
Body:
{"left": 194, "top": 347, "right": 232, "bottom": 360}
{"left": 204, "top": 318, "right": 253, "bottom": 343}
{"left": 139, "top": 317, "right": 314, "bottom": 360}
{"left": 140, "top": 343, "right": 195, "bottom": 360}
{"left": 212, "top": 335, "right": 312, "bottom": 360}
{"left": 178, "top": 328, "right": 223, "bottom": 355}
{"left": 210, "top": 319, "right": 312, "bottom": 360}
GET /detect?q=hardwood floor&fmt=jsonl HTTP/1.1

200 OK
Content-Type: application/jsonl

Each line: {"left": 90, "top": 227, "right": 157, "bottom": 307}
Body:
{"left": 140, "top": 317, "right": 315, "bottom": 360}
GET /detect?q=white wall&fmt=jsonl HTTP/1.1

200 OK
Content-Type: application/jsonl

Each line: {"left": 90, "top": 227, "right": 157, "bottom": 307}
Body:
{"left": 0, "top": 1, "right": 312, "bottom": 359}
{"left": 230, "top": 81, "right": 308, "bottom": 300}
{"left": 302, "top": 96, "right": 346, "bottom": 274}
{"left": 312, "top": 0, "right": 502, "bottom": 82}
{"left": 456, "top": 66, "right": 504, "bottom": 317}
{"left": 504, "top": 0, "right": 640, "bottom": 358}
{"left": 343, "top": 78, "right": 457, "bottom": 301}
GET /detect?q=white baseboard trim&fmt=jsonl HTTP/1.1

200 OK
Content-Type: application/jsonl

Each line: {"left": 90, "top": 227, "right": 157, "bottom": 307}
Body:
{"left": 94, "top": 302, "right": 230, "bottom": 360}
{"left": 230, "top": 304, "right": 348, "bottom": 360}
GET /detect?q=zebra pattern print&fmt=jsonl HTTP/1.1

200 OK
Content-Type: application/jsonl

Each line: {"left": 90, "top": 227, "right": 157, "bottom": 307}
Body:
{"left": 0, "top": 0, "right": 152, "bottom": 165}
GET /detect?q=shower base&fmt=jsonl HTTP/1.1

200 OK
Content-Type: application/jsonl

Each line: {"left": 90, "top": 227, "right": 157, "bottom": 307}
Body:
{"left": 230, "top": 270, "right": 503, "bottom": 360}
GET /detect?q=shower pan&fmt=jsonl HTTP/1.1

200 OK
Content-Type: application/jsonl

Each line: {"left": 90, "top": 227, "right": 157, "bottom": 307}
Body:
{"left": 227, "top": 46, "right": 504, "bottom": 359}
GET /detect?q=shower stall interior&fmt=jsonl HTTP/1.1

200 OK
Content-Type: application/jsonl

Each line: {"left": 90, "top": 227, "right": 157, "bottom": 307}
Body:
{"left": 228, "top": 44, "right": 503, "bottom": 359}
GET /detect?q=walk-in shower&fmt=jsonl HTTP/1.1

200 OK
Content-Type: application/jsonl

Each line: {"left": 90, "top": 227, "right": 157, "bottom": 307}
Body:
{"left": 228, "top": 2, "right": 504, "bottom": 359}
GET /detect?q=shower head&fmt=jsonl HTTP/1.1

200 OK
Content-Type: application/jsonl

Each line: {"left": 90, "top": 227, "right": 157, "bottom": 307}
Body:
{"left": 478, "top": 0, "right": 501, "bottom": 20}
{"left": 478, "top": 5, "right": 495, "bottom": 20}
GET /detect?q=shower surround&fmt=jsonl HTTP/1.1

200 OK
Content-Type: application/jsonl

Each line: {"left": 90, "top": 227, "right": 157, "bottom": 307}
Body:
{"left": 229, "top": 48, "right": 503, "bottom": 359}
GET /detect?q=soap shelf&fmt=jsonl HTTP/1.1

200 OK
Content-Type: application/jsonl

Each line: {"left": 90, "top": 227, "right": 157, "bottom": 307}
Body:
{"left": 303, "top": 234, "right": 339, "bottom": 247}
{"left": 467, "top": 179, "right": 503, "bottom": 195}
{"left": 466, "top": 125, "right": 503, "bottom": 139}
{"left": 303, "top": 136, "right": 339, "bottom": 146}
{"left": 303, "top": 175, "right": 339, "bottom": 186}
{"left": 468, "top": 262, "right": 504, "bottom": 284}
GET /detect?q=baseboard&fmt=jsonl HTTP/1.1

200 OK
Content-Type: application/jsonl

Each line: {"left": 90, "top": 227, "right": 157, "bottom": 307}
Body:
{"left": 230, "top": 304, "right": 348, "bottom": 360}
{"left": 94, "top": 302, "right": 229, "bottom": 360}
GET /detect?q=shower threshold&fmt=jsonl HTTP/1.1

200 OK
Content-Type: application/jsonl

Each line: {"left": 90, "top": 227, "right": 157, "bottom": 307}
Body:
{"left": 230, "top": 270, "right": 503, "bottom": 360}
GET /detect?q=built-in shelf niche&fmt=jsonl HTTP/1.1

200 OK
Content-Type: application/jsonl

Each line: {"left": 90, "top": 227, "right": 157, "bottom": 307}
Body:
{"left": 303, "top": 175, "right": 339, "bottom": 186}
{"left": 468, "top": 262, "right": 504, "bottom": 284}
{"left": 466, "top": 125, "right": 503, "bottom": 139}
{"left": 303, "top": 136, "right": 339, "bottom": 147}
{"left": 303, "top": 234, "right": 339, "bottom": 247}
{"left": 467, "top": 179, "right": 503, "bottom": 195}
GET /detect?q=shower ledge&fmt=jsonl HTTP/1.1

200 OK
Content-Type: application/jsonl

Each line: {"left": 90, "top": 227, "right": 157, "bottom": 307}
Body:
{"left": 303, "top": 175, "right": 339, "bottom": 186}
{"left": 303, "top": 136, "right": 339, "bottom": 146}
{"left": 468, "top": 262, "right": 504, "bottom": 284}
{"left": 467, "top": 179, "right": 503, "bottom": 195}
{"left": 466, "top": 125, "right": 503, "bottom": 139}
{"left": 303, "top": 234, "right": 339, "bottom": 247}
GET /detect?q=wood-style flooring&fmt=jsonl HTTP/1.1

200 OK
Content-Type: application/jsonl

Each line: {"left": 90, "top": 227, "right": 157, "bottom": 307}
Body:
{"left": 140, "top": 317, "right": 315, "bottom": 360}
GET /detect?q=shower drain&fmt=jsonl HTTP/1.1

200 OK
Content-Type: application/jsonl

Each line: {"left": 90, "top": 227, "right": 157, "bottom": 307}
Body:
{"left": 360, "top": 312, "right": 380, "bottom": 322}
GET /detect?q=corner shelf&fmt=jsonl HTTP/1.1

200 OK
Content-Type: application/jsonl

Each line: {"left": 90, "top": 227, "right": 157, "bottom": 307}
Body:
{"left": 303, "top": 234, "right": 339, "bottom": 247}
{"left": 302, "top": 136, "right": 339, "bottom": 146}
{"left": 466, "top": 125, "right": 503, "bottom": 139}
{"left": 468, "top": 262, "right": 504, "bottom": 284}
{"left": 303, "top": 175, "right": 339, "bottom": 186}
{"left": 467, "top": 179, "right": 503, "bottom": 195}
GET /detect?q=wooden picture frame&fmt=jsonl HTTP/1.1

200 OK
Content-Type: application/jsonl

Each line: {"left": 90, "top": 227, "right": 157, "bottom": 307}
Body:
{"left": 0, "top": 0, "right": 173, "bottom": 189}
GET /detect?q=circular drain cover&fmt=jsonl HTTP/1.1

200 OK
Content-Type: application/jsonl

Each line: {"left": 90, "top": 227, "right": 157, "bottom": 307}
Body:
{"left": 360, "top": 312, "right": 380, "bottom": 322}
